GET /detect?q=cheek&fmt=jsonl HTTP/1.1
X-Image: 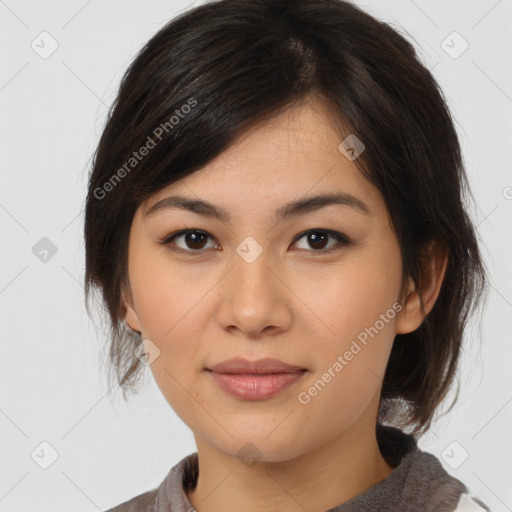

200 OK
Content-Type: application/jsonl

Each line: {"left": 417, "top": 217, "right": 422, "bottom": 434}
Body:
{"left": 292, "top": 245, "right": 402, "bottom": 341}
{"left": 127, "top": 246, "right": 215, "bottom": 388}
{"left": 292, "top": 262, "right": 400, "bottom": 435}
{"left": 128, "top": 243, "right": 207, "bottom": 339}
{"left": 289, "top": 242, "right": 402, "bottom": 397}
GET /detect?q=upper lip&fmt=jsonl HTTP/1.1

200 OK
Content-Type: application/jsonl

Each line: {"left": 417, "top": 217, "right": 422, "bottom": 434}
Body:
{"left": 206, "top": 357, "right": 307, "bottom": 374}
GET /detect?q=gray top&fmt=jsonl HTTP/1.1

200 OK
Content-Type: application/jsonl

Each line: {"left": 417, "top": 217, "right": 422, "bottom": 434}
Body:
{"left": 104, "top": 424, "right": 490, "bottom": 512}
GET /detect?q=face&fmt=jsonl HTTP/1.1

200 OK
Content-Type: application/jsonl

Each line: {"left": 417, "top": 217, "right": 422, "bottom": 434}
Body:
{"left": 123, "top": 99, "right": 413, "bottom": 463}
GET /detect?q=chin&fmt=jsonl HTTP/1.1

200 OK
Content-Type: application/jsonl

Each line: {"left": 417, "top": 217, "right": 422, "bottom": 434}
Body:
{"left": 214, "top": 435, "right": 305, "bottom": 465}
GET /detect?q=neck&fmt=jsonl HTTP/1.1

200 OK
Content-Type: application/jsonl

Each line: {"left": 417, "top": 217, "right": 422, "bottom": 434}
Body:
{"left": 187, "top": 420, "right": 395, "bottom": 512}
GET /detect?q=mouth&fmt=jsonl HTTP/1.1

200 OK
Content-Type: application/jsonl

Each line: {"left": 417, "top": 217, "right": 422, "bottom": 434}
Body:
{"left": 206, "top": 357, "right": 308, "bottom": 375}
{"left": 205, "top": 358, "right": 308, "bottom": 400}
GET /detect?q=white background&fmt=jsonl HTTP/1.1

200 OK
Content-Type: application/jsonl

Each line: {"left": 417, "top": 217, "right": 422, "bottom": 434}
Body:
{"left": 1, "top": 0, "right": 511, "bottom": 510}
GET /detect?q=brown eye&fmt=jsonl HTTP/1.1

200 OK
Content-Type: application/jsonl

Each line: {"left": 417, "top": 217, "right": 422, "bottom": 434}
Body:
{"left": 304, "top": 231, "right": 329, "bottom": 250}
{"left": 181, "top": 231, "right": 208, "bottom": 250}
{"left": 162, "top": 229, "right": 217, "bottom": 252}
{"left": 293, "top": 229, "right": 351, "bottom": 252}
{"left": 161, "top": 228, "right": 351, "bottom": 255}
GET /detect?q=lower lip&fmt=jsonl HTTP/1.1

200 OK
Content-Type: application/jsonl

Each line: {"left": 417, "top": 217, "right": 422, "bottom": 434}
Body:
{"left": 207, "top": 370, "right": 307, "bottom": 400}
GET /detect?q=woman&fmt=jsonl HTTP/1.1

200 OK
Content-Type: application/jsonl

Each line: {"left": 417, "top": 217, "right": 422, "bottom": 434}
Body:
{"left": 84, "top": 0, "right": 490, "bottom": 510}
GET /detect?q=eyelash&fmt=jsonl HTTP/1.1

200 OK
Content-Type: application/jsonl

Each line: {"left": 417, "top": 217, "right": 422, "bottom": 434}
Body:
{"left": 159, "top": 228, "right": 353, "bottom": 256}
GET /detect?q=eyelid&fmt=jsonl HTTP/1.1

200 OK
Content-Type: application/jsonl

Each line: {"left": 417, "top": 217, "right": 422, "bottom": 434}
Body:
{"left": 159, "top": 228, "right": 353, "bottom": 255}
{"left": 291, "top": 229, "right": 353, "bottom": 251}
{"left": 160, "top": 229, "right": 218, "bottom": 253}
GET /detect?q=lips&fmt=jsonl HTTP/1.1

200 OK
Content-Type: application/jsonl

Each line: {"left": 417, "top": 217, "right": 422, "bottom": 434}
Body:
{"left": 205, "top": 357, "right": 308, "bottom": 400}
{"left": 206, "top": 357, "right": 307, "bottom": 374}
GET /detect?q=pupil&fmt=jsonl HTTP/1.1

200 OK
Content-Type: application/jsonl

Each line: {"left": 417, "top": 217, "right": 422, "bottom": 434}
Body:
{"left": 309, "top": 231, "right": 327, "bottom": 249}
{"left": 183, "top": 231, "right": 329, "bottom": 251}
{"left": 187, "top": 232, "right": 206, "bottom": 249}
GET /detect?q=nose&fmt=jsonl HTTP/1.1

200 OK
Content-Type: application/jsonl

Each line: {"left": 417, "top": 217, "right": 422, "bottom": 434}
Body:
{"left": 215, "top": 245, "right": 293, "bottom": 339}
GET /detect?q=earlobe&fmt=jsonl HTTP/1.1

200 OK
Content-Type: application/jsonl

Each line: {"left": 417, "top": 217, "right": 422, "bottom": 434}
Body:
{"left": 395, "top": 279, "right": 422, "bottom": 335}
{"left": 395, "top": 242, "right": 449, "bottom": 335}
{"left": 121, "top": 289, "right": 142, "bottom": 334}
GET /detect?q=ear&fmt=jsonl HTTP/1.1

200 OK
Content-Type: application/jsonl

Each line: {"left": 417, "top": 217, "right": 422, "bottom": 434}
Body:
{"left": 121, "top": 284, "right": 142, "bottom": 334}
{"left": 395, "top": 240, "right": 448, "bottom": 335}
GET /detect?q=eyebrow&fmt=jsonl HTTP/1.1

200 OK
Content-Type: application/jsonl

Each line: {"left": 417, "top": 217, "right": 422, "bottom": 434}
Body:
{"left": 144, "top": 192, "right": 371, "bottom": 222}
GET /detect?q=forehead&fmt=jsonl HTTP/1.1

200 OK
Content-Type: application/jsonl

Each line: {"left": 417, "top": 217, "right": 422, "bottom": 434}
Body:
{"left": 141, "top": 99, "right": 385, "bottom": 221}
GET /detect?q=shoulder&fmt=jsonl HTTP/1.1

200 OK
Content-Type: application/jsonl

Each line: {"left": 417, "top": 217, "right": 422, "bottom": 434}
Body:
{"left": 376, "top": 425, "right": 491, "bottom": 511}
{"left": 412, "top": 452, "right": 491, "bottom": 511}
{"left": 453, "top": 492, "right": 491, "bottom": 511}
{"left": 103, "top": 488, "right": 157, "bottom": 512}
{"left": 101, "top": 452, "right": 198, "bottom": 512}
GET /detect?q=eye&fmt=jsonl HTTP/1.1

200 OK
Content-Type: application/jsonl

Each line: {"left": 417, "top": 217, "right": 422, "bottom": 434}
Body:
{"left": 161, "top": 229, "right": 219, "bottom": 253}
{"left": 292, "top": 229, "right": 352, "bottom": 252}
{"left": 159, "top": 228, "right": 352, "bottom": 255}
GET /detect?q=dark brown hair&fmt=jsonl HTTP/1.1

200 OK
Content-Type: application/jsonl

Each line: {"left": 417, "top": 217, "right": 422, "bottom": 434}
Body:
{"left": 84, "top": 0, "right": 488, "bottom": 438}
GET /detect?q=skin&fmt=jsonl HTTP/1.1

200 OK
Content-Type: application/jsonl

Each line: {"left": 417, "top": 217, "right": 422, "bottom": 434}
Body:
{"left": 122, "top": 97, "right": 448, "bottom": 512}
